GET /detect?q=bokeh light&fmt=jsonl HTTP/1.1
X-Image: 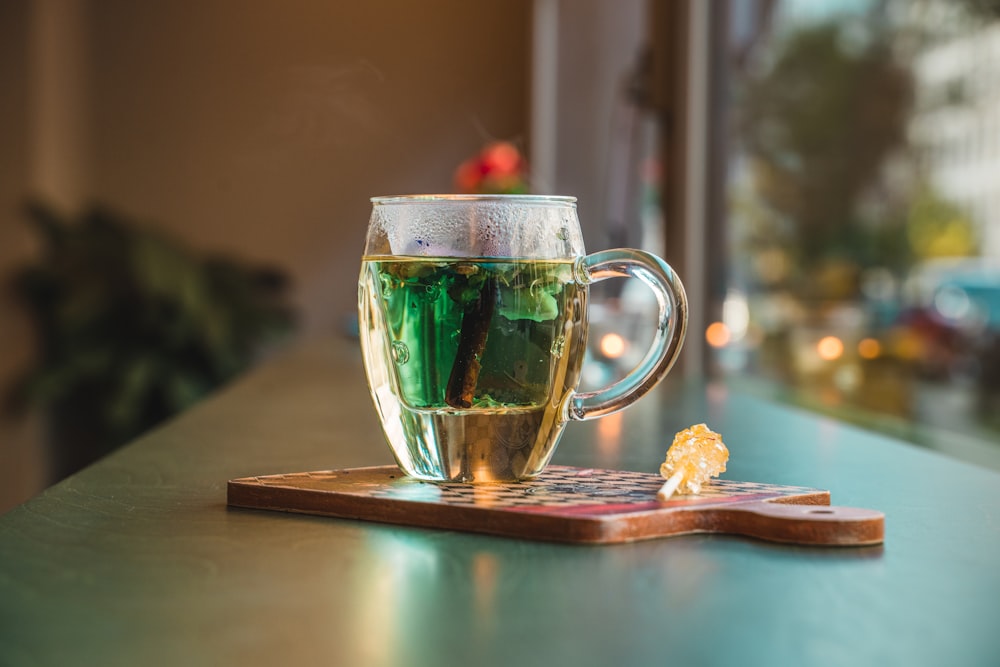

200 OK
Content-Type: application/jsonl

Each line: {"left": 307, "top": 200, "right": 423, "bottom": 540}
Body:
{"left": 705, "top": 322, "right": 732, "bottom": 348}
{"left": 817, "top": 336, "right": 844, "bottom": 361}
{"left": 599, "top": 333, "right": 627, "bottom": 359}
{"left": 858, "top": 337, "right": 881, "bottom": 360}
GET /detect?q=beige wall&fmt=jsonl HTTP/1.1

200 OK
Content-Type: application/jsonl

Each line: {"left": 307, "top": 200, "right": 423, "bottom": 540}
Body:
{"left": 87, "top": 0, "right": 530, "bottom": 332}
{"left": 0, "top": 1, "right": 49, "bottom": 512}
{"left": 0, "top": 0, "right": 530, "bottom": 511}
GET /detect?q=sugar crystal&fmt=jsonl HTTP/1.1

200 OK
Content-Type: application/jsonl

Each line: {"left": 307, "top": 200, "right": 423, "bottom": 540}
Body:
{"left": 659, "top": 423, "right": 729, "bottom": 495}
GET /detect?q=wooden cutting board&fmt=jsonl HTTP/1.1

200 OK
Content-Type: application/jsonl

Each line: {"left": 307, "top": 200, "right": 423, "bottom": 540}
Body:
{"left": 227, "top": 465, "right": 884, "bottom": 546}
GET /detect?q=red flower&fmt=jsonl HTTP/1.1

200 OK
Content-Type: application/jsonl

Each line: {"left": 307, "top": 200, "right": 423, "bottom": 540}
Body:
{"left": 481, "top": 141, "right": 522, "bottom": 177}
{"left": 454, "top": 158, "right": 484, "bottom": 193}
{"left": 454, "top": 141, "right": 528, "bottom": 194}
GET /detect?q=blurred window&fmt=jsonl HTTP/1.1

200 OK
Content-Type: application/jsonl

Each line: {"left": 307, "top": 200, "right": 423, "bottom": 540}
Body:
{"left": 710, "top": 0, "right": 1000, "bottom": 460}
{"left": 543, "top": 0, "right": 1000, "bottom": 464}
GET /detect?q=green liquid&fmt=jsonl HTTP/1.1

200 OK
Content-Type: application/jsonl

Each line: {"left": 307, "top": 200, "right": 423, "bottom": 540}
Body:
{"left": 359, "top": 257, "right": 587, "bottom": 481}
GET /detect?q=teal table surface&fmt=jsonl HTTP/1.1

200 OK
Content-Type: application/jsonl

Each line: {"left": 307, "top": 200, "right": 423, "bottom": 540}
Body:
{"left": 1, "top": 338, "right": 999, "bottom": 667}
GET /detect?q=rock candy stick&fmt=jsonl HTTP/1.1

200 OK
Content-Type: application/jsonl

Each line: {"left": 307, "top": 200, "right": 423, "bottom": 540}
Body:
{"left": 656, "top": 423, "right": 729, "bottom": 501}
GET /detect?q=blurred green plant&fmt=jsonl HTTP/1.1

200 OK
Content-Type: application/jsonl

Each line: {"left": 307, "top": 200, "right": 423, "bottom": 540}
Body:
{"left": 6, "top": 202, "right": 296, "bottom": 479}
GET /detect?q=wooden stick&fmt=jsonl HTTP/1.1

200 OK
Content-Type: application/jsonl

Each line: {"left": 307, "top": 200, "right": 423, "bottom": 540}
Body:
{"left": 656, "top": 471, "right": 684, "bottom": 501}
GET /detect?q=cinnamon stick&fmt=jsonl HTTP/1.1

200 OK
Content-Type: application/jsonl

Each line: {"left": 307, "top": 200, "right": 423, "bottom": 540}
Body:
{"left": 446, "top": 277, "right": 497, "bottom": 408}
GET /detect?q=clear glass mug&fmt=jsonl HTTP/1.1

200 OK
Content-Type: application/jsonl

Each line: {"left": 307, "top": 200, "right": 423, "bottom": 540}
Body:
{"left": 358, "top": 195, "right": 687, "bottom": 482}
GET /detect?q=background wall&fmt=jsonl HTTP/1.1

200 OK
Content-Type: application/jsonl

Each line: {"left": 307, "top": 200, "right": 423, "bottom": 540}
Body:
{"left": 86, "top": 0, "right": 530, "bottom": 333}
{"left": 0, "top": 0, "right": 530, "bottom": 511}
{"left": 0, "top": 1, "right": 47, "bottom": 510}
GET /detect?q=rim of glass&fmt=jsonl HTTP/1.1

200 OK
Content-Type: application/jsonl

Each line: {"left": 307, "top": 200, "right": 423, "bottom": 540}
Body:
{"left": 371, "top": 194, "right": 577, "bottom": 205}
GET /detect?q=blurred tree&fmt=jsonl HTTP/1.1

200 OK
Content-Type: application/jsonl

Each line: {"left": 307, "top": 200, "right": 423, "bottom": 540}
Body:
{"left": 739, "top": 23, "right": 914, "bottom": 298}
{"left": 961, "top": 0, "right": 1000, "bottom": 19}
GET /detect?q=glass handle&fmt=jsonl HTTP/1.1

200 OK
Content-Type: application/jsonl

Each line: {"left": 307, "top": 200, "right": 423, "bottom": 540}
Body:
{"left": 568, "top": 249, "right": 688, "bottom": 421}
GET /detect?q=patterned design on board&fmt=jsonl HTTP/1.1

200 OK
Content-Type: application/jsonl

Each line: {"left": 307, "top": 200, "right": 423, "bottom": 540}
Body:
{"left": 364, "top": 465, "right": 818, "bottom": 509}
